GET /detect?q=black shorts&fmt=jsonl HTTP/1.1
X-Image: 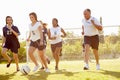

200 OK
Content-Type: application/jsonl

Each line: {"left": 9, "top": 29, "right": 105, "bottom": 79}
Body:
{"left": 3, "top": 41, "right": 20, "bottom": 53}
{"left": 84, "top": 35, "right": 99, "bottom": 50}
{"left": 30, "top": 39, "right": 45, "bottom": 51}
{"left": 51, "top": 42, "right": 62, "bottom": 53}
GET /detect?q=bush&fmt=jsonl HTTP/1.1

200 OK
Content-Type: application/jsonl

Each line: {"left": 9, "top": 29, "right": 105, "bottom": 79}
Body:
{"left": 1, "top": 33, "right": 120, "bottom": 62}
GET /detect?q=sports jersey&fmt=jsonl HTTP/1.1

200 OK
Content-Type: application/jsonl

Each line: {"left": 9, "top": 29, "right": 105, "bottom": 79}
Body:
{"left": 29, "top": 22, "right": 41, "bottom": 41}
{"left": 82, "top": 16, "right": 101, "bottom": 36}
{"left": 3, "top": 25, "right": 20, "bottom": 51}
{"left": 49, "top": 26, "right": 62, "bottom": 44}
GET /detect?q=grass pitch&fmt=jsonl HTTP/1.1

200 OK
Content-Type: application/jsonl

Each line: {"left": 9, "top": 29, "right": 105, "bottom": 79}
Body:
{"left": 0, "top": 59, "right": 120, "bottom": 80}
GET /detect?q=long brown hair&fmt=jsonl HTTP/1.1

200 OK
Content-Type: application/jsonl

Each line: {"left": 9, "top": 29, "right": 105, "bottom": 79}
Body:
{"left": 29, "top": 12, "right": 38, "bottom": 21}
{"left": 6, "top": 16, "right": 13, "bottom": 24}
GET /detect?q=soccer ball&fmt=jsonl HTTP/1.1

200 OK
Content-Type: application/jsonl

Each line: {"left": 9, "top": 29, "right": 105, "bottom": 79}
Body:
{"left": 20, "top": 65, "right": 31, "bottom": 75}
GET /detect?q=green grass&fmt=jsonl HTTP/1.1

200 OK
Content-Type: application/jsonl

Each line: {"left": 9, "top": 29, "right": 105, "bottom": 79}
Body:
{"left": 0, "top": 59, "right": 120, "bottom": 80}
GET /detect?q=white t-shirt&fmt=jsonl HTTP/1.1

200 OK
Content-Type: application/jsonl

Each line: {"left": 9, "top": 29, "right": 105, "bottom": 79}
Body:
{"left": 49, "top": 26, "right": 62, "bottom": 44}
{"left": 82, "top": 16, "right": 101, "bottom": 36}
{"left": 29, "top": 22, "right": 41, "bottom": 41}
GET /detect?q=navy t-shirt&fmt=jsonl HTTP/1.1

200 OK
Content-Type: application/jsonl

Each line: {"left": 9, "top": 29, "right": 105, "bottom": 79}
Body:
{"left": 3, "top": 25, "right": 20, "bottom": 48}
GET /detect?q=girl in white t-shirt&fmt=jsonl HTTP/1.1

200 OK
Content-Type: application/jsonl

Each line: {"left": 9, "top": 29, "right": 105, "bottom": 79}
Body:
{"left": 48, "top": 18, "right": 66, "bottom": 70}
{"left": 27, "top": 12, "right": 49, "bottom": 72}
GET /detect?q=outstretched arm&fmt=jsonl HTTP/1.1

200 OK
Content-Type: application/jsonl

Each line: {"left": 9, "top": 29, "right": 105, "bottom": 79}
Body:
{"left": 38, "top": 26, "right": 44, "bottom": 45}
{"left": 27, "top": 32, "right": 31, "bottom": 41}
{"left": 61, "top": 28, "right": 66, "bottom": 38}
{"left": 82, "top": 25, "right": 84, "bottom": 35}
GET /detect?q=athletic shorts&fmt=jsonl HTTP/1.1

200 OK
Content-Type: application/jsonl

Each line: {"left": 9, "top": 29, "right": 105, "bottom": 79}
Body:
{"left": 51, "top": 42, "right": 62, "bottom": 53}
{"left": 30, "top": 39, "right": 45, "bottom": 51}
{"left": 84, "top": 35, "right": 99, "bottom": 50}
{"left": 3, "top": 41, "right": 20, "bottom": 53}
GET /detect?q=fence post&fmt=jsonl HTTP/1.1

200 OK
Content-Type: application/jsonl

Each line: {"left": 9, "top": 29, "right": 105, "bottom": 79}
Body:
{"left": 99, "top": 16, "right": 105, "bottom": 43}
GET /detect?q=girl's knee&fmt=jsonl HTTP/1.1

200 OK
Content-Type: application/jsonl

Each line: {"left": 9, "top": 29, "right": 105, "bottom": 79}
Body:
{"left": 1, "top": 49, "right": 7, "bottom": 54}
{"left": 40, "top": 53, "right": 44, "bottom": 58}
{"left": 13, "top": 54, "right": 18, "bottom": 59}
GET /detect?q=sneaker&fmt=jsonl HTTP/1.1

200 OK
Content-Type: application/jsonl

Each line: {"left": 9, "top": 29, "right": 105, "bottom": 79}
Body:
{"left": 7, "top": 59, "right": 12, "bottom": 68}
{"left": 45, "top": 68, "right": 50, "bottom": 73}
{"left": 32, "top": 65, "right": 40, "bottom": 72}
{"left": 96, "top": 64, "right": 100, "bottom": 70}
{"left": 83, "top": 64, "right": 89, "bottom": 70}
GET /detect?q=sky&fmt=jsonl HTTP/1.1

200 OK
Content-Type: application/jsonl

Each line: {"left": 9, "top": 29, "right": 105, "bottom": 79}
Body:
{"left": 0, "top": 0, "right": 120, "bottom": 39}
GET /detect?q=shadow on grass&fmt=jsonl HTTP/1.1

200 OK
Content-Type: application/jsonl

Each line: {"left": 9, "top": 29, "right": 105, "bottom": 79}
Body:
{"left": 27, "top": 71, "right": 49, "bottom": 80}
{"left": 26, "top": 69, "right": 78, "bottom": 80}
{"left": 100, "top": 69, "right": 120, "bottom": 78}
{"left": 88, "top": 69, "right": 120, "bottom": 79}
{"left": 0, "top": 71, "right": 17, "bottom": 80}
{"left": 55, "top": 69, "right": 74, "bottom": 76}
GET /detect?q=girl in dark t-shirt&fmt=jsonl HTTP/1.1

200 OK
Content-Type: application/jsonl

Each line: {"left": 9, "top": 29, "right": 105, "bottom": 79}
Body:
{"left": 40, "top": 22, "right": 50, "bottom": 70}
{"left": 1, "top": 16, "right": 20, "bottom": 72}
